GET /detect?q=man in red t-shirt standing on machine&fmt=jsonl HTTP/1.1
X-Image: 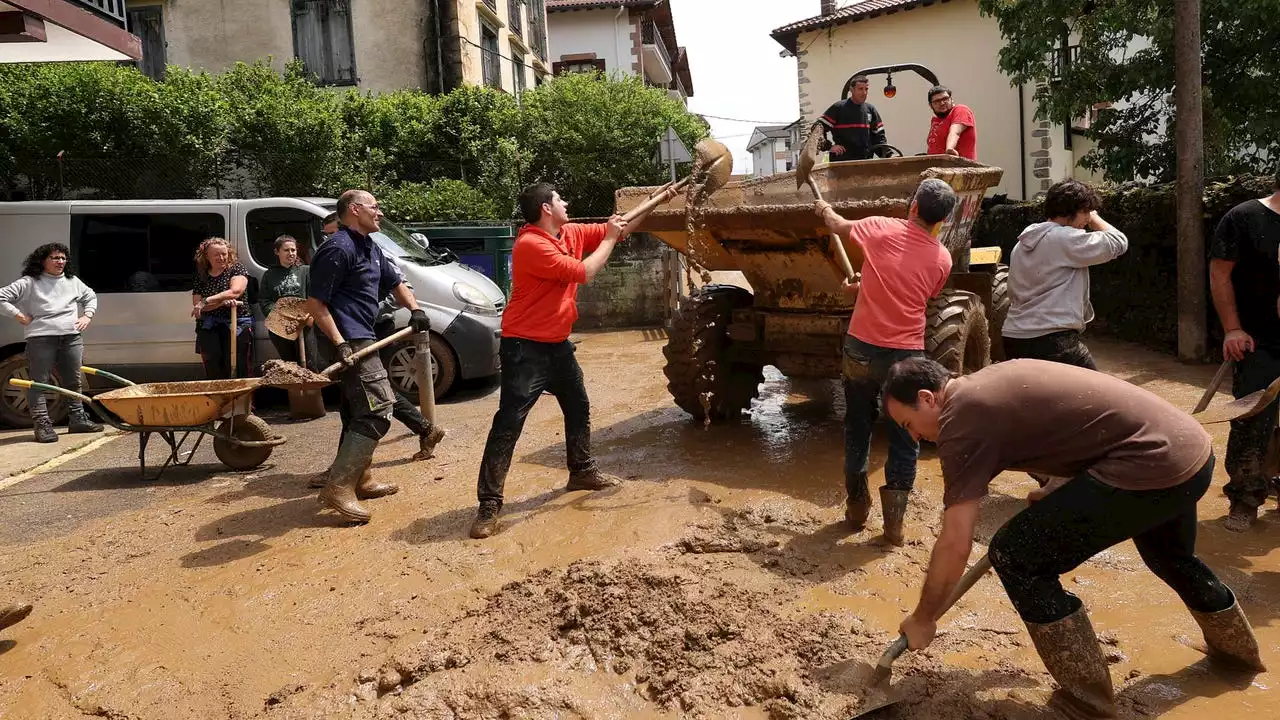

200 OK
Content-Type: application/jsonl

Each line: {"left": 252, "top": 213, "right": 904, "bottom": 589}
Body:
{"left": 925, "top": 86, "right": 977, "bottom": 160}
{"left": 815, "top": 178, "right": 957, "bottom": 545}
{"left": 469, "top": 183, "right": 629, "bottom": 539}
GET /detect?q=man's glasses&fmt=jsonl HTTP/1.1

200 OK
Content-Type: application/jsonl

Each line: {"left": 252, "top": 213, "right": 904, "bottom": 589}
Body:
{"left": 351, "top": 202, "right": 382, "bottom": 212}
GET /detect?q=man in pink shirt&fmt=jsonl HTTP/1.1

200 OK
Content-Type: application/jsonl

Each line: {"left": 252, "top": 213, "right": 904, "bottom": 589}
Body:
{"left": 814, "top": 178, "right": 956, "bottom": 544}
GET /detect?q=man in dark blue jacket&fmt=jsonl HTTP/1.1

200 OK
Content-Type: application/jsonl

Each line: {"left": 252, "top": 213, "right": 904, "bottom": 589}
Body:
{"left": 817, "top": 75, "right": 889, "bottom": 162}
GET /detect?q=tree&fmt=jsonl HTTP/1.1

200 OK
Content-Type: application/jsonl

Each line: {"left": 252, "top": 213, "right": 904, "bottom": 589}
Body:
{"left": 978, "top": 0, "right": 1280, "bottom": 183}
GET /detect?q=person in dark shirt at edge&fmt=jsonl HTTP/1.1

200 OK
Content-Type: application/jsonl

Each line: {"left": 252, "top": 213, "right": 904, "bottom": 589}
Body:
{"left": 1209, "top": 170, "right": 1280, "bottom": 532}
{"left": 816, "top": 75, "right": 889, "bottom": 162}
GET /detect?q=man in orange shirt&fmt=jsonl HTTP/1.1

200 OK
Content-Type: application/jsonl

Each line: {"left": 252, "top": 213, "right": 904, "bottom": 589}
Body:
{"left": 469, "top": 183, "right": 629, "bottom": 539}
{"left": 815, "top": 178, "right": 956, "bottom": 545}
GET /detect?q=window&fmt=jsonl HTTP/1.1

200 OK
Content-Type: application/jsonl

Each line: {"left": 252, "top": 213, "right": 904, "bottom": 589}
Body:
{"left": 511, "top": 48, "right": 527, "bottom": 95}
{"left": 126, "top": 6, "right": 166, "bottom": 80}
{"left": 480, "top": 23, "right": 501, "bottom": 89}
{"left": 508, "top": 0, "right": 523, "bottom": 38}
{"left": 245, "top": 208, "right": 325, "bottom": 270}
{"left": 552, "top": 59, "right": 606, "bottom": 75}
{"left": 71, "top": 213, "right": 226, "bottom": 294}
{"left": 291, "top": 0, "right": 357, "bottom": 86}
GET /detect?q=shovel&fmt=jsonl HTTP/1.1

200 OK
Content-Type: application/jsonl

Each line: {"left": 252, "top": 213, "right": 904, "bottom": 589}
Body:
{"left": 795, "top": 121, "right": 858, "bottom": 284}
{"left": 619, "top": 138, "right": 734, "bottom": 225}
{"left": 848, "top": 554, "right": 994, "bottom": 718}
{"left": 288, "top": 327, "right": 327, "bottom": 420}
{"left": 1191, "top": 359, "right": 1280, "bottom": 425}
{"left": 262, "top": 327, "right": 417, "bottom": 391}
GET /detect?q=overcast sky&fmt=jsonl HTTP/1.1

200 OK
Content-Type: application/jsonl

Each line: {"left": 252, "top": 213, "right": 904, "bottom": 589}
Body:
{"left": 670, "top": 0, "right": 807, "bottom": 174}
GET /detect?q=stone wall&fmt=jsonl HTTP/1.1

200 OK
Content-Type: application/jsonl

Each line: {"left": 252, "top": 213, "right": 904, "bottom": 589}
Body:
{"left": 575, "top": 232, "right": 670, "bottom": 329}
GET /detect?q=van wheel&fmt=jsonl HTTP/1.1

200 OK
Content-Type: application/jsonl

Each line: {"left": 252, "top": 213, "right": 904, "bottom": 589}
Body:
{"left": 0, "top": 353, "right": 69, "bottom": 428}
{"left": 385, "top": 334, "right": 458, "bottom": 399}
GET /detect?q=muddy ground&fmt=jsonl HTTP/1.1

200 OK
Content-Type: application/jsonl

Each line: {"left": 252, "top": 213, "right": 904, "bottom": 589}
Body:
{"left": 0, "top": 331, "right": 1275, "bottom": 719}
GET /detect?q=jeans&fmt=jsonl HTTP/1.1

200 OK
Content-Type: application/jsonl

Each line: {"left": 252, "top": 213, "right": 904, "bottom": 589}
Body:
{"left": 26, "top": 334, "right": 85, "bottom": 421}
{"left": 842, "top": 335, "right": 922, "bottom": 497}
{"left": 990, "top": 456, "right": 1231, "bottom": 624}
{"left": 1225, "top": 346, "right": 1280, "bottom": 511}
{"left": 476, "top": 337, "right": 596, "bottom": 507}
{"left": 197, "top": 324, "right": 253, "bottom": 380}
{"left": 1002, "top": 330, "right": 1097, "bottom": 370}
{"left": 318, "top": 336, "right": 393, "bottom": 443}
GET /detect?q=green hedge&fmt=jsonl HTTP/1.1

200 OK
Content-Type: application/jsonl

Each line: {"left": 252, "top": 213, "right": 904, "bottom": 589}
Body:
{"left": 974, "top": 175, "right": 1276, "bottom": 356}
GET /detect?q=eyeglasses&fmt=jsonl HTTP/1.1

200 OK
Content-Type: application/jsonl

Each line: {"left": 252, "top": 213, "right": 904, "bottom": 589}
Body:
{"left": 352, "top": 202, "right": 382, "bottom": 212}
{"left": 930, "top": 96, "right": 952, "bottom": 105}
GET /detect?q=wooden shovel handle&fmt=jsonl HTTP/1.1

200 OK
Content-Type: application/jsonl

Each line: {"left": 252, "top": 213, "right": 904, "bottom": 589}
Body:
{"left": 1192, "top": 360, "right": 1233, "bottom": 415}
{"left": 620, "top": 176, "right": 692, "bottom": 224}
{"left": 320, "top": 327, "right": 415, "bottom": 377}
{"left": 806, "top": 177, "right": 857, "bottom": 282}
{"left": 876, "top": 554, "right": 994, "bottom": 669}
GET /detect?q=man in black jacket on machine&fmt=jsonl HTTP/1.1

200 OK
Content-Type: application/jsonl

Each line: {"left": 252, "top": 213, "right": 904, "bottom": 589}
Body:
{"left": 817, "top": 75, "right": 889, "bottom": 162}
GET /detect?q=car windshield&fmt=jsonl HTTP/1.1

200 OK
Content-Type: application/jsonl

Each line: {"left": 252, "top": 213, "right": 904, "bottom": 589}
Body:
{"left": 316, "top": 204, "right": 452, "bottom": 267}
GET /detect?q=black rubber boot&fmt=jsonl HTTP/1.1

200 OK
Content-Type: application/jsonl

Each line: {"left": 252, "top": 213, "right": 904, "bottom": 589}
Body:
{"left": 1024, "top": 607, "right": 1117, "bottom": 719}
{"left": 317, "top": 433, "right": 378, "bottom": 523}
{"left": 33, "top": 417, "right": 57, "bottom": 444}
{"left": 845, "top": 472, "right": 870, "bottom": 531}
{"left": 1189, "top": 590, "right": 1267, "bottom": 672}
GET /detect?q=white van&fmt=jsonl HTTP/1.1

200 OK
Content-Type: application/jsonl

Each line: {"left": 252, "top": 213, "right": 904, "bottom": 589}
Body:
{"left": 0, "top": 198, "right": 504, "bottom": 426}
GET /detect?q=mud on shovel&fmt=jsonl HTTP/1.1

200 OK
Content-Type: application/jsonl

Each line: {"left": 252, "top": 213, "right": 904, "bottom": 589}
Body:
{"left": 795, "top": 121, "right": 859, "bottom": 284}
{"left": 848, "top": 554, "right": 994, "bottom": 718}
{"left": 618, "top": 138, "right": 734, "bottom": 224}
{"left": 262, "top": 326, "right": 417, "bottom": 391}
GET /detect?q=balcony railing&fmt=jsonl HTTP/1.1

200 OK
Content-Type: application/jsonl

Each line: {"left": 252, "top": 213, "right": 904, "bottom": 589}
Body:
{"left": 509, "top": 0, "right": 523, "bottom": 37}
{"left": 1049, "top": 44, "right": 1081, "bottom": 82}
{"left": 641, "top": 21, "right": 671, "bottom": 69}
{"left": 74, "top": 0, "right": 127, "bottom": 24}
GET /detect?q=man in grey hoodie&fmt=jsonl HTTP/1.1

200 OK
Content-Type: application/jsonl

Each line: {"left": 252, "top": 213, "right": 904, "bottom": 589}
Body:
{"left": 1001, "top": 179, "right": 1128, "bottom": 369}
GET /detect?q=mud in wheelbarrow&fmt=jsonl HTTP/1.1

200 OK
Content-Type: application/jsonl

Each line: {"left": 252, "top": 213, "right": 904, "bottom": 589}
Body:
{"left": 9, "top": 367, "right": 287, "bottom": 480}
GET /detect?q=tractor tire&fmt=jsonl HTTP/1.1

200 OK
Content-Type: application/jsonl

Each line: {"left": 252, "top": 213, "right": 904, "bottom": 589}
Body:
{"left": 926, "top": 290, "right": 991, "bottom": 375}
{"left": 663, "top": 284, "right": 763, "bottom": 424}
{"left": 987, "top": 264, "right": 1011, "bottom": 361}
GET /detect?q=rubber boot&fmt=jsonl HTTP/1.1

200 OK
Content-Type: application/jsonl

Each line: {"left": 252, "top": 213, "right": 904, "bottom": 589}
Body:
{"left": 469, "top": 501, "right": 501, "bottom": 539}
{"left": 566, "top": 468, "right": 622, "bottom": 491}
{"left": 879, "top": 487, "right": 910, "bottom": 546}
{"left": 845, "top": 473, "right": 870, "bottom": 531}
{"left": 414, "top": 425, "right": 446, "bottom": 460}
{"left": 32, "top": 417, "right": 57, "bottom": 444}
{"left": 0, "top": 602, "right": 32, "bottom": 633}
{"left": 67, "top": 406, "right": 103, "bottom": 434}
{"left": 308, "top": 470, "right": 328, "bottom": 489}
{"left": 317, "top": 433, "right": 377, "bottom": 523}
{"left": 1024, "top": 608, "right": 1117, "bottom": 719}
{"left": 1189, "top": 591, "right": 1267, "bottom": 672}
{"left": 356, "top": 466, "right": 399, "bottom": 499}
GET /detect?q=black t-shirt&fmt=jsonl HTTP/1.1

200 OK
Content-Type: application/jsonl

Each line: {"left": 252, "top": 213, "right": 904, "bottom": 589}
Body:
{"left": 819, "top": 99, "right": 887, "bottom": 161}
{"left": 1210, "top": 199, "right": 1280, "bottom": 348}
{"left": 192, "top": 262, "right": 250, "bottom": 325}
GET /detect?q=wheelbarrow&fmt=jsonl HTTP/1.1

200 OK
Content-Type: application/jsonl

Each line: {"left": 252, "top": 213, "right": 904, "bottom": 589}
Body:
{"left": 8, "top": 367, "right": 288, "bottom": 480}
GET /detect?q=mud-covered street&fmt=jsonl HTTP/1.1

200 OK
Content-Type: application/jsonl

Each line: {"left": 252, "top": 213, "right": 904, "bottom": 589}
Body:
{"left": 0, "top": 330, "right": 1275, "bottom": 719}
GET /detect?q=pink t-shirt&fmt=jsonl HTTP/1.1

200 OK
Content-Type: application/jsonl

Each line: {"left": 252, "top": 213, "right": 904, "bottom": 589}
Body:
{"left": 848, "top": 217, "right": 952, "bottom": 349}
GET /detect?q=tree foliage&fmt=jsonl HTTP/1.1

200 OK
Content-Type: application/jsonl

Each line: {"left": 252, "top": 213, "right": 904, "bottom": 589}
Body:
{"left": 0, "top": 60, "right": 708, "bottom": 221}
{"left": 978, "top": 0, "right": 1280, "bottom": 182}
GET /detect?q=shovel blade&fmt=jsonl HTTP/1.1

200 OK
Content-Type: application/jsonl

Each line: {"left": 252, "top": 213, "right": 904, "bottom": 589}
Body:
{"left": 1194, "top": 377, "right": 1280, "bottom": 425}
{"left": 848, "top": 685, "right": 904, "bottom": 718}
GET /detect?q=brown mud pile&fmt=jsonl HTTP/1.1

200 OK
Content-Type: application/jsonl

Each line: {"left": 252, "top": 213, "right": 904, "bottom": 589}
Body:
{"left": 259, "top": 359, "right": 331, "bottom": 386}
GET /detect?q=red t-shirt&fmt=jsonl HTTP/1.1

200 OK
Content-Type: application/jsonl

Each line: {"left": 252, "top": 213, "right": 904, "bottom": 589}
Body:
{"left": 847, "top": 217, "right": 952, "bottom": 350}
{"left": 501, "top": 222, "right": 606, "bottom": 343}
{"left": 927, "top": 104, "right": 977, "bottom": 160}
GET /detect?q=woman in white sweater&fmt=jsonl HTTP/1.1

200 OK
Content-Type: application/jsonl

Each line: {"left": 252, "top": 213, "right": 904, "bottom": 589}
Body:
{"left": 0, "top": 243, "right": 103, "bottom": 443}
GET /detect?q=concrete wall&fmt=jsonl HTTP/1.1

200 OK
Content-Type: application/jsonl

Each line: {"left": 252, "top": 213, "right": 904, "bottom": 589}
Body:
{"left": 576, "top": 233, "right": 668, "bottom": 329}
{"left": 794, "top": 0, "right": 1026, "bottom": 199}
{"left": 546, "top": 7, "right": 634, "bottom": 77}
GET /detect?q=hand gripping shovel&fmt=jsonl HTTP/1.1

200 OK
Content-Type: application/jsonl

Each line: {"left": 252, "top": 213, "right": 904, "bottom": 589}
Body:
{"left": 848, "top": 554, "right": 994, "bottom": 718}
{"left": 260, "top": 327, "right": 417, "bottom": 391}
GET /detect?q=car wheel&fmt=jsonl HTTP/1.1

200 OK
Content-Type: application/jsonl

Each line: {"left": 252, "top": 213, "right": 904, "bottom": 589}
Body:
{"left": 385, "top": 333, "right": 458, "bottom": 399}
{"left": 0, "top": 353, "right": 69, "bottom": 428}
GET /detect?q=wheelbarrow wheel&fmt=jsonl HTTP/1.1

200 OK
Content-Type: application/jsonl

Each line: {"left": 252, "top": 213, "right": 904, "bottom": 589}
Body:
{"left": 213, "top": 414, "right": 274, "bottom": 471}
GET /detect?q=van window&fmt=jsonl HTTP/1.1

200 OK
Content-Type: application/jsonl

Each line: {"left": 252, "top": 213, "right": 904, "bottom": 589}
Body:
{"left": 71, "top": 213, "right": 225, "bottom": 293}
{"left": 245, "top": 208, "right": 325, "bottom": 268}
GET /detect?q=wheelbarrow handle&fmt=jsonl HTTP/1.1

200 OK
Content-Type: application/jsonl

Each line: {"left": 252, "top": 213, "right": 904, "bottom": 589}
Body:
{"left": 875, "top": 554, "right": 994, "bottom": 671}
{"left": 7, "top": 378, "right": 94, "bottom": 406}
{"left": 81, "top": 366, "right": 136, "bottom": 387}
{"left": 319, "top": 326, "right": 416, "bottom": 377}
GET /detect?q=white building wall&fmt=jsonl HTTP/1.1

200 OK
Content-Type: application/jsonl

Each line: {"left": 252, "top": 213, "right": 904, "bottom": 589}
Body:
{"left": 546, "top": 7, "right": 634, "bottom": 77}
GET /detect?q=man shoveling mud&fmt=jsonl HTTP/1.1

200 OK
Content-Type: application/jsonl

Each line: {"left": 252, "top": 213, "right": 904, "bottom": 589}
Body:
{"left": 813, "top": 179, "right": 955, "bottom": 545}
{"left": 307, "top": 189, "right": 432, "bottom": 523}
{"left": 469, "top": 183, "right": 630, "bottom": 539}
{"left": 884, "top": 357, "right": 1265, "bottom": 718}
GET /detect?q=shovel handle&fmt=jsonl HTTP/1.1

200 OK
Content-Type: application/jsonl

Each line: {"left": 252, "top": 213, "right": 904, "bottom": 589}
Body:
{"left": 320, "top": 326, "right": 415, "bottom": 377}
{"left": 1192, "top": 360, "right": 1234, "bottom": 415}
{"left": 806, "top": 177, "right": 858, "bottom": 283}
{"left": 620, "top": 176, "right": 693, "bottom": 224}
{"left": 876, "top": 554, "right": 994, "bottom": 670}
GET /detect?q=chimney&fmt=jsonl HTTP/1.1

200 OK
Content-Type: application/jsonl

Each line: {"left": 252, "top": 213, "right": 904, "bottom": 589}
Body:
{"left": 821, "top": 0, "right": 837, "bottom": 15}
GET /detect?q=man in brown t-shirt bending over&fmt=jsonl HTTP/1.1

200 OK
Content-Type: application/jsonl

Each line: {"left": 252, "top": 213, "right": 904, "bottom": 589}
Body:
{"left": 882, "top": 357, "right": 1264, "bottom": 718}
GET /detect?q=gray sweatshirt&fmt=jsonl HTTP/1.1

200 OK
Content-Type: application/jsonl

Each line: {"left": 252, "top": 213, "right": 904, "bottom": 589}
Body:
{"left": 0, "top": 273, "right": 99, "bottom": 338}
{"left": 1001, "top": 221, "right": 1128, "bottom": 339}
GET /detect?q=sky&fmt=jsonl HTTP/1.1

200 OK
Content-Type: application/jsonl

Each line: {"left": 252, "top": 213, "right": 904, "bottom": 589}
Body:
{"left": 669, "top": 0, "right": 807, "bottom": 175}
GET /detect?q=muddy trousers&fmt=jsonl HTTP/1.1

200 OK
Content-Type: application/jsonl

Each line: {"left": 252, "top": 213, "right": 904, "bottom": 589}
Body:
{"left": 990, "top": 456, "right": 1232, "bottom": 625}
{"left": 1001, "top": 330, "right": 1097, "bottom": 370}
{"left": 26, "top": 334, "right": 85, "bottom": 421}
{"left": 318, "top": 337, "right": 394, "bottom": 444}
{"left": 842, "top": 335, "right": 921, "bottom": 499}
{"left": 1225, "top": 346, "right": 1280, "bottom": 511}
{"left": 476, "top": 338, "right": 595, "bottom": 508}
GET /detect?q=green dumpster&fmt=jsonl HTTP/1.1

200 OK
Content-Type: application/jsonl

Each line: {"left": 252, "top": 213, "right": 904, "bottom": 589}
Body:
{"left": 406, "top": 222, "right": 516, "bottom": 296}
